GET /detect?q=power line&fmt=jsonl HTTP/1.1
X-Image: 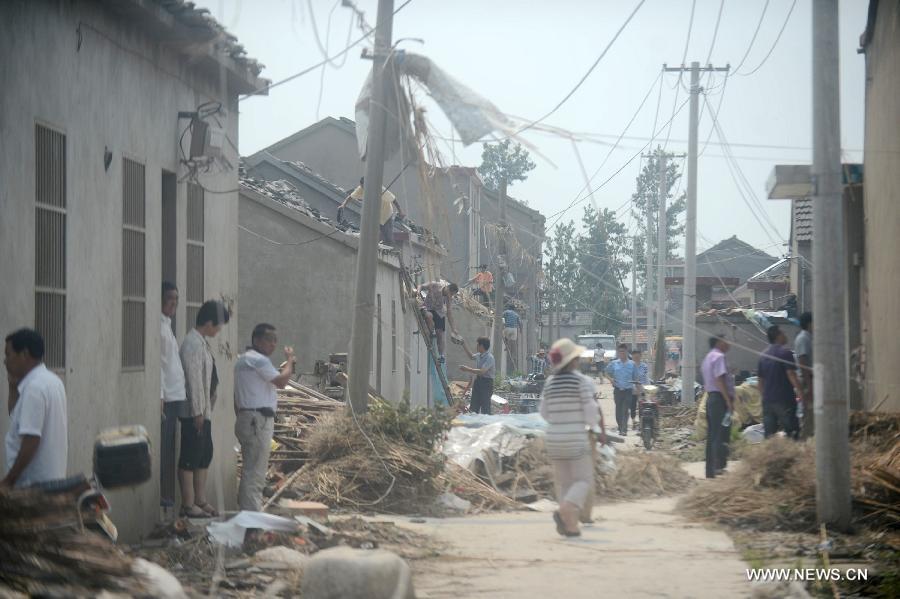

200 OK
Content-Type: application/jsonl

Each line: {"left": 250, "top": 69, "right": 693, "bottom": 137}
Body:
{"left": 705, "top": 0, "right": 726, "bottom": 64}
{"left": 737, "top": 0, "right": 798, "bottom": 76}
{"left": 239, "top": 0, "right": 416, "bottom": 101}
{"left": 732, "top": 0, "right": 770, "bottom": 73}
{"left": 510, "top": 0, "right": 647, "bottom": 136}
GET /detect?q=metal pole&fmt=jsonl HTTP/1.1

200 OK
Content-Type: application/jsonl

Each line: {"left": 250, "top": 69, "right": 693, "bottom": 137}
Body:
{"left": 492, "top": 179, "right": 507, "bottom": 380}
{"left": 631, "top": 236, "right": 638, "bottom": 351}
{"left": 347, "top": 0, "right": 394, "bottom": 413}
{"left": 681, "top": 61, "right": 700, "bottom": 405}
{"left": 812, "top": 0, "right": 851, "bottom": 531}
{"left": 645, "top": 163, "right": 655, "bottom": 338}
{"left": 656, "top": 152, "right": 668, "bottom": 353}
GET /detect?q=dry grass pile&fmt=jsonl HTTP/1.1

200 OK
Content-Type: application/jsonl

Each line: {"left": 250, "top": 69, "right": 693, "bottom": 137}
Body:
{"left": 471, "top": 437, "right": 694, "bottom": 503}
{"left": 660, "top": 404, "right": 698, "bottom": 429}
{"left": 679, "top": 413, "right": 900, "bottom": 533}
{"left": 289, "top": 411, "right": 446, "bottom": 513}
{"left": 0, "top": 486, "right": 145, "bottom": 597}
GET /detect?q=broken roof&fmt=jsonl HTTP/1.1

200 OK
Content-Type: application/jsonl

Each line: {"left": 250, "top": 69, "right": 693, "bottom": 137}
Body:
{"left": 101, "top": 0, "right": 268, "bottom": 95}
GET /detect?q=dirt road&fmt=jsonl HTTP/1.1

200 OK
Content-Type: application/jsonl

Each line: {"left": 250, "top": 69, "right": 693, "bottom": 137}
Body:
{"left": 405, "top": 378, "right": 751, "bottom": 598}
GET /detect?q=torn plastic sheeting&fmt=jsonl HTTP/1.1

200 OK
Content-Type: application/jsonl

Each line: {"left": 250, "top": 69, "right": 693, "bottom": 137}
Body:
{"left": 452, "top": 412, "right": 547, "bottom": 432}
{"left": 443, "top": 420, "right": 538, "bottom": 471}
{"left": 355, "top": 52, "right": 518, "bottom": 159}
{"left": 207, "top": 511, "right": 299, "bottom": 548}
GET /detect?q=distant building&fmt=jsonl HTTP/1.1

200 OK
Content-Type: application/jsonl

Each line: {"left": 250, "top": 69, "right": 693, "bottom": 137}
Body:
{"left": 246, "top": 117, "right": 546, "bottom": 358}
{"left": 0, "top": 0, "right": 266, "bottom": 541}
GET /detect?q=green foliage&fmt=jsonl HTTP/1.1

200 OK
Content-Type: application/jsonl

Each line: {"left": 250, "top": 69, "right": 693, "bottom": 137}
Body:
{"left": 543, "top": 220, "right": 581, "bottom": 315}
{"left": 630, "top": 147, "right": 686, "bottom": 292}
{"left": 367, "top": 400, "right": 453, "bottom": 450}
{"left": 578, "top": 205, "right": 630, "bottom": 335}
{"left": 478, "top": 140, "right": 536, "bottom": 191}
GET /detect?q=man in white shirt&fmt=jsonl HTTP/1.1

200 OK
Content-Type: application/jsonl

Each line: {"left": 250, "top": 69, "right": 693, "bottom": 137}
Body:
{"left": 234, "top": 324, "right": 295, "bottom": 511}
{"left": 160, "top": 282, "right": 187, "bottom": 513}
{"left": 2, "top": 328, "right": 68, "bottom": 488}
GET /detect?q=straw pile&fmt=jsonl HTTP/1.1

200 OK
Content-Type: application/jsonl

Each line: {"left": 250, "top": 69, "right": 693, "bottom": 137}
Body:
{"left": 679, "top": 413, "right": 900, "bottom": 533}
{"left": 288, "top": 411, "right": 445, "bottom": 513}
{"left": 0, "top": 486, "right": 145, "bottom": 597}
{"left": 482, "top": 438, "right": 694, "bottom": 502}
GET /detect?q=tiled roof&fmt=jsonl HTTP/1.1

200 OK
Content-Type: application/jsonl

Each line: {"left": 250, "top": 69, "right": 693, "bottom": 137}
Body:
{"left": 695, "top": 235, "right": 779, "bottom": 283}
{"left": 153, "top": 0, "right": 265, "bottom": 77}
{"left": 748, "top": 257, "right": 791, "bottom": 282}
{"left": 793, "top": 198, "right": 813, "bottom": 242}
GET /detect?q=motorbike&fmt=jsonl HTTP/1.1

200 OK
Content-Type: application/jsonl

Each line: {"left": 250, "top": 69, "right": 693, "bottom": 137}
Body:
{"left": 30, "top": 474, "right": 119, "bottom": 541}
{"left": 638, "top": 382, "right": 661, "bottom": 450}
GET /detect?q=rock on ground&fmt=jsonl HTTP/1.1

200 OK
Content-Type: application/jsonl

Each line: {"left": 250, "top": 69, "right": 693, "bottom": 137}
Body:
{"left": 300, "top": 547, "right": 415, "bottom": 599}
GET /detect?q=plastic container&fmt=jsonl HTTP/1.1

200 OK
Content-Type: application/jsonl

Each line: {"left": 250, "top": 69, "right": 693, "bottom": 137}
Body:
{"left": 93, "top": 425, "right": 152, "bottom": 489}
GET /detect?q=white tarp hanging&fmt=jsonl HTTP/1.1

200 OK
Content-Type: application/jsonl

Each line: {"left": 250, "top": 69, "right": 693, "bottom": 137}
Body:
{"left": 355, "top": 51, "right": 520, "bottom": 159}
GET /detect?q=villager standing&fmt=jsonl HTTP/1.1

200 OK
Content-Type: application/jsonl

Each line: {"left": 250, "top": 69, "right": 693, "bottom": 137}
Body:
{"left": 417, "top": 280, "right": 459, "bottom": 362}
{"left": 160, "top": 282, "right": 187, "bottom": 516}
{"left": 630, "top": 349, "right": 650, "bottom": 431}
{"left": 179, "top": 300, "right": 229, "bottom": 518}
{"left": 540, "top": 338, "right": 603, "bottom": 537}
{"left": 605, "top": 344, "right": 636, "bottom": 435}
{"left": 701, "top": 335, "right": 735, "bottom": 478}
{"left": 794, "top": 312, "right": 814, "bottom": 438}
{"left": 758, "top": 325, "right": 804, "bottom": 440}
{"left": 2, "top": 329, "right": 67, "bottom": 488}
{"left": 234, "top": 324, "right": 295, "bottom": 511}
{"left": 459, "top": 336, "right": 496, "bottom": 415}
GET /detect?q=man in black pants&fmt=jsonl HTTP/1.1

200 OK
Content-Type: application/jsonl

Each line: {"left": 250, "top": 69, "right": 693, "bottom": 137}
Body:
{"left": 700, "top": 335, "right": 735, "bottom": 478}
{"left": 605, "top": 344, "right": 636, "bottom": 435}
{"left": 758, "top": 325, "right": 804, "bottom": 439}
{"left": 460, "top": 337, "right": 496, "bottom": 414}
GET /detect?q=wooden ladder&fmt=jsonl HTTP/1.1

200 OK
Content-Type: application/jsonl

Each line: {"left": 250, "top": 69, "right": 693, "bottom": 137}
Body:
{"left": 399, "top": 265, "right": 455, "bottom": 407}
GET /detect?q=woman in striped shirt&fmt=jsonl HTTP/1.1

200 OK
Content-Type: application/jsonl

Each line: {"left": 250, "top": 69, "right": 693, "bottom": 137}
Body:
{"left": 540, "top": 338, "right": 603, "bottom": 537}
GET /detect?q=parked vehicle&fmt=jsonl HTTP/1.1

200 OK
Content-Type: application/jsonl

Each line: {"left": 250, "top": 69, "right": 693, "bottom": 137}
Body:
{"left": 638, "top": 384, "right": 660, "bottom": 450}
{"left": 576, "top": 333, "right": 616, "bottom": 373}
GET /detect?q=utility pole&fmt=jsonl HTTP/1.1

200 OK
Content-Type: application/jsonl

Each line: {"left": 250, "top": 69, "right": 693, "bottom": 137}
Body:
{"left": 631, "top": 236, "right": 638, "bottom": 350}
{"left": 347, "top": 0, "right": 394, "bottom": 413}
{"left": 645, "top": 180, "right": 655, "bottom": 339}
{"left": 812, "top": 0, "right": 851, "bottom": 530}
{"left": 664, "top": 61, "right": 729, "bottom": 405}
{"left": 492, "top": 179, "right": 508, "bottom": 380}
{"left": 656, "top": 152, "right": 668, "bottom": 358}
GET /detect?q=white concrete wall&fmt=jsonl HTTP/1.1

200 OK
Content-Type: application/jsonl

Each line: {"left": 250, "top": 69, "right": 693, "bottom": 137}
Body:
{"left": 0, "top": 1, "right": 242, "bottom": 541}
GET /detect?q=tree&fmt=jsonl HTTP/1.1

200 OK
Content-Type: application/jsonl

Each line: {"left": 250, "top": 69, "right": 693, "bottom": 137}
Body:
{"left": 543, "top": 221, "right": 580, "bottom": 317}
{"left": 630, "top": 147, "right": 686, "bottom": 291}
{"left": 478, "top": 140, "right": 536, "bottom": 191}
{"left": 578, "top": 205, "right": 630, "bottom": 335}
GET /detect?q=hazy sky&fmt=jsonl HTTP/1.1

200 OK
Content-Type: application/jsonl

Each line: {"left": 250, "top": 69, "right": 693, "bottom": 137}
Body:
{"left": 206, "top": 0, "right": 868, "bottom": 256}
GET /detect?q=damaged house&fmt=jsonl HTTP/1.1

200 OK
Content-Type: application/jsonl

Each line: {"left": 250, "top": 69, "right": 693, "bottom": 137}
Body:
{"left": 0, "top": 0, "right": 267, "bottom": 540}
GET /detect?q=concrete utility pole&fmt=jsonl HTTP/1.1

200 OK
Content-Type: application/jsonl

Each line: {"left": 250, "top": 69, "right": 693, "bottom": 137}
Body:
{"left": 656, "top": 152, "right": 668, "bottom": 352}
{"left": 631, "top": 236, "right": 638, "bottom": 351}
{"left": 664, "top": 61, "right": 729, "bottom": 404}
{"left": 812, "top": 0, "right": 851, "bottom": 531}
{"left": 347, "top": 0, "right": 394, "bottom": 413}
{"left": 492, "top": 178, "right": 508, "bottom": 380}
{"left": 645, "top": 184, "right": 655, "bottom": 338}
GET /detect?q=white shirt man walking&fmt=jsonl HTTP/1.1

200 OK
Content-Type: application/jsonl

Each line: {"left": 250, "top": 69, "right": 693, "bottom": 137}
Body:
{"left": 2, "top": 328, "right": 68, "bottom": 488}
{"left": 234, "top": 324, "right": 295, "bottom": 511}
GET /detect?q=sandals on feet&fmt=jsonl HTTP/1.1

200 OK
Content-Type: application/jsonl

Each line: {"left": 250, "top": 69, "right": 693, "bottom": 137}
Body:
{"left": 179, "top": 505, "right": 208, "bottom": 518}
{"left": 196, "top": 502, "right": 219, "bottom": 517}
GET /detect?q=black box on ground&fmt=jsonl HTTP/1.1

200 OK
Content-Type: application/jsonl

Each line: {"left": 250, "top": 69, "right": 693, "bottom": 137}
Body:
{"left": 93, "top": 426, "right": 152, "bottom": 489}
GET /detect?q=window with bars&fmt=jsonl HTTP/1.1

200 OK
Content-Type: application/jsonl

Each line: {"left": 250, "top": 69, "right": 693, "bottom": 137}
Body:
{"left": 186, "top": 183, "right": 205, "bottom": 328}
{"left": 391, "top": 300, "right": 397, "bottom": 373}
{"left": 122, "top": 158, "right": 146, "bottom": 369}
{"left": 34, "top": 124, "right": 66, "bottom": 369}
